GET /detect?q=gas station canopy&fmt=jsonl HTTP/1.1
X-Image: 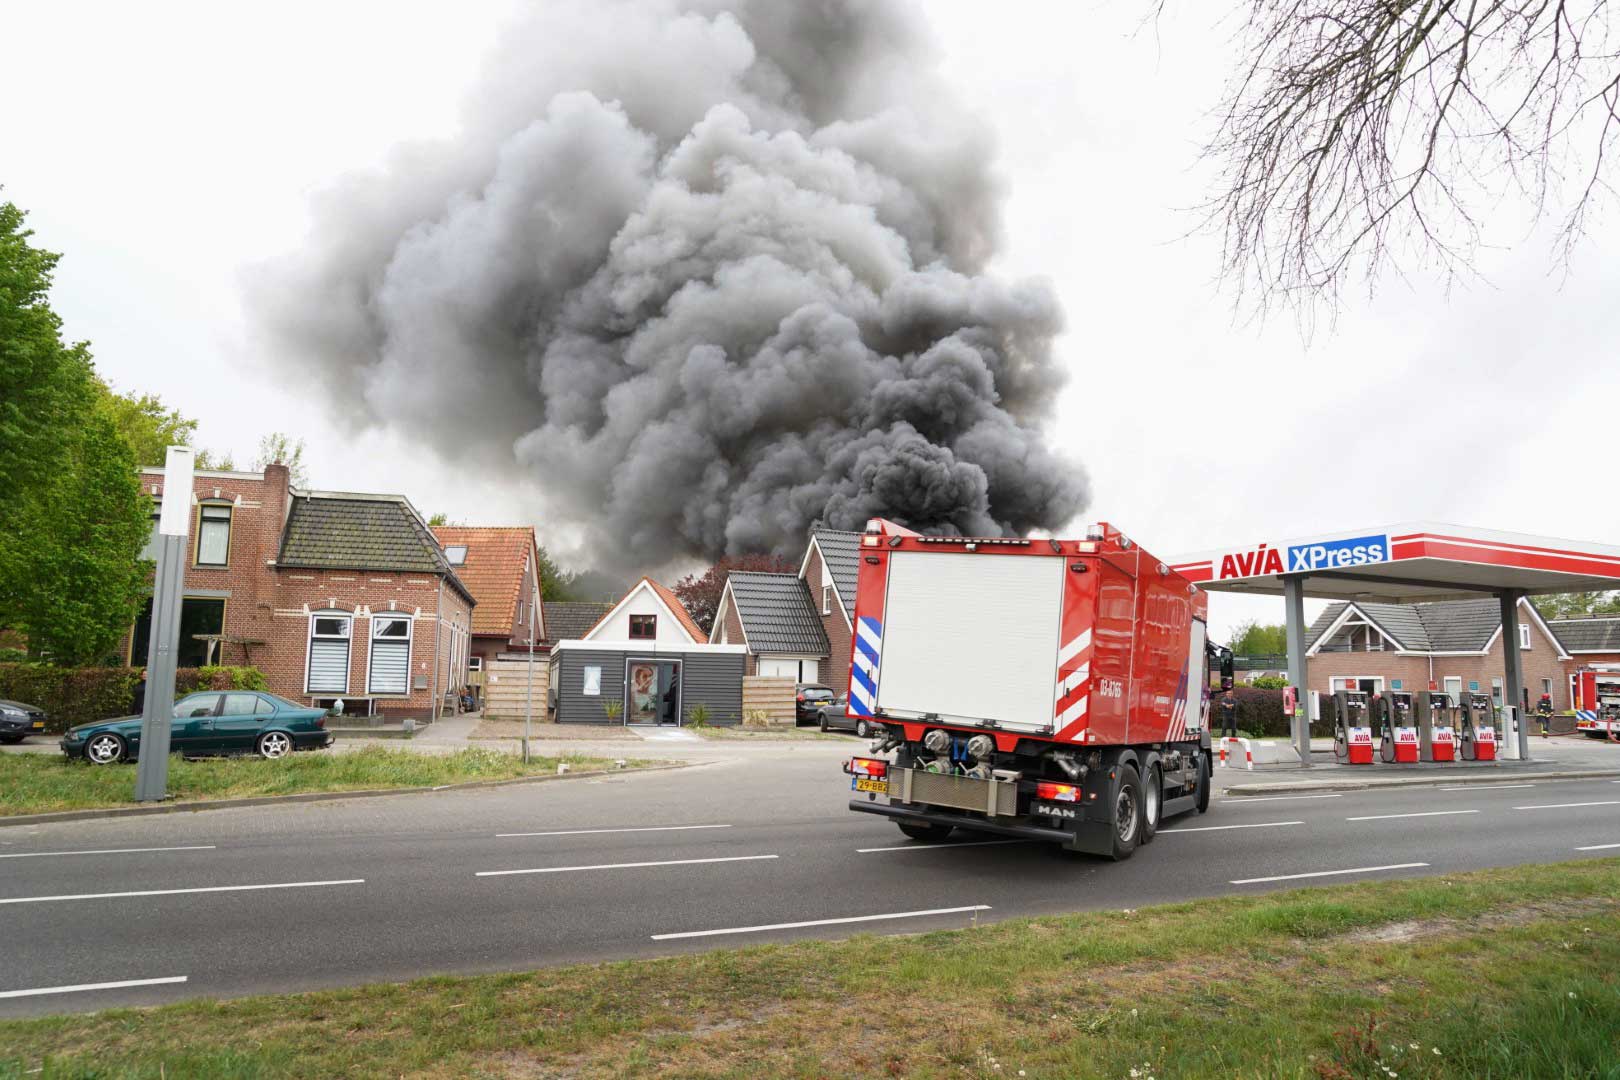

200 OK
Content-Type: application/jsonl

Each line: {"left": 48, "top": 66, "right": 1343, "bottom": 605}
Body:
{"left": 1169, "top": 522, "right": 1620, "bottom": 604}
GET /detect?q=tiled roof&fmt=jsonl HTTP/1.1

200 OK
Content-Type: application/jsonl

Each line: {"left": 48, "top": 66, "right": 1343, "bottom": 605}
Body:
{"left": 725, "top": 572, "right": 829, "bottom": 655}
{"left": 431, "top": 526, "right": 535, "bottom": 638}
{"left": 1309, "top": 598, "right": 1551, "bottom": 653}
{"left": 543, "top": 601, "right": 614, "bottom": 642}
{"left": 811, "top": 529, "right": 861, "bottom": 616}
{"left": 646, "top": 578, "right": 707, "bottom": 642}
{"left": 279, "top": 494, "right": 473, "bottom": 605}
{"left": 1550, "top": 616, "right": 1620, "bottom": 652}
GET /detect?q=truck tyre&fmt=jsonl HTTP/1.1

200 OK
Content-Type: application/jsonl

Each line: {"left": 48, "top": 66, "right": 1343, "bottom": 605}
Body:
{"left": 1141, "top": 763, "right": 1162, "bottom": 842}
{"left": 1196, "top": 752, "right": 1211, "bottom": 814}
{"left": 896, "top": 821, "right": 953, "bottom": 843}
{"left": 1109, "top": 764, "right": 1142, "bottom": 861}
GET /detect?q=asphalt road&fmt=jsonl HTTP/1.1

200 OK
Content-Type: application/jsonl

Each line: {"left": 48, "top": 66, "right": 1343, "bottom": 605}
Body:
{"left": 2, "top": 742, "right": 1618, "bottom": 1017}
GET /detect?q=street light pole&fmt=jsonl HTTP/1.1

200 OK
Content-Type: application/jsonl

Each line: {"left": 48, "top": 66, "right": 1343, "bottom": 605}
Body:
{"left": 523, "top": 571, "right": 537, "bottom": 765}
{"left": 134, "top": 445, "right": 194, "bottom": 803}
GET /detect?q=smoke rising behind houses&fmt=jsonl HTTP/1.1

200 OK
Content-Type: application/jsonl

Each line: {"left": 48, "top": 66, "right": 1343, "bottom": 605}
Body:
{"left": 251, "top": 0, "right": 1087, "bottom": 566}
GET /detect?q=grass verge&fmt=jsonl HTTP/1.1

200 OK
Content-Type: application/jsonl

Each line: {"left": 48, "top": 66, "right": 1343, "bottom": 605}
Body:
{"left": 692, "top": 724, "right": 853, "bottom": 741}
{"left": 468, "top": 720, "right": 642, "bottom": 742}
{"left": 1, "top": 860, "right": 1616, "bottom": 1077}
{"left": 0, "top": 746, "right": 653, "bottom": 816}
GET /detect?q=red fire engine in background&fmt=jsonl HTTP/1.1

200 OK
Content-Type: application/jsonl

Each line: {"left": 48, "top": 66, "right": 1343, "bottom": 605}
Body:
{"left": 1572, "top": 667, "right": 1620, "bottom": 738}
{"left": 842, "top": 518, "right": 1227, "bottom": 860}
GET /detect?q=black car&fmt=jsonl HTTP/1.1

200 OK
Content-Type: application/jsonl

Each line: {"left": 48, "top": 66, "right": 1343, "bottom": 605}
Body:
{"left": 60, "top": 691, "right": 336, "bottom": 764}
{"left": 817, "top": 693, "right": 876, "bottom": 737}
{"left": 795, "top": 685, "right": 836, "bottom": 725}
{"left": 0, "top": 699, "right": 49, "bottom": 744}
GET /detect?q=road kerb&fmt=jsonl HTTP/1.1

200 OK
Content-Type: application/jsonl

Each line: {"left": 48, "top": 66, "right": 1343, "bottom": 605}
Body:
{"left": 1223, "top": 768, "right": 1620, "bottom": 797}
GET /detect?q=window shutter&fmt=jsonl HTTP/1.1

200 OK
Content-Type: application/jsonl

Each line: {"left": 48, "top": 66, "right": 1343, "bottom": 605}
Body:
{"left": 369, "top": 641, "right": 409, "bottom": 694}
{"left": 308, "top": 640, "right": 349, "bottom": 692}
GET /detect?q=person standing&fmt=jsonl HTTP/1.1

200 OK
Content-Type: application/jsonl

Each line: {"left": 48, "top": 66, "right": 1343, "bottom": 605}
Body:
{"left": 1219, "top": 691, "right": 1238, "bottom": 738}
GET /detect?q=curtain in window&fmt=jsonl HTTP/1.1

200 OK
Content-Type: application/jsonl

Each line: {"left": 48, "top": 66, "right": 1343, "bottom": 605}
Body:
{"left": 308, "top": 617, "right": 350, "bottom": 692}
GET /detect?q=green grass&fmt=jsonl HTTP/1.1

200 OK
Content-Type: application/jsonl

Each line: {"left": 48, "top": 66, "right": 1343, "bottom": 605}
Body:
{"left": 692, "top": 724, "right": 852, "bottom": 741}
{"left": 0, "top": 747, "right": 653, "bottom": 816}
{"left": 1, "top": 860, "right": 1616, "bottom": 1077}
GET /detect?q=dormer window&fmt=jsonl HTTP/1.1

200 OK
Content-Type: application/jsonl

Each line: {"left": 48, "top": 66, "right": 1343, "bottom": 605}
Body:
{"left": 630, "top": 614, "right": 656, "bottom": 640}
{"left": 445, "top": 545, "right": 468, "bottom": 566}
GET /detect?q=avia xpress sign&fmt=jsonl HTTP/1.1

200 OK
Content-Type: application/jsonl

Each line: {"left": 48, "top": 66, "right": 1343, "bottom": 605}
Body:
{"left": 1217, "top": 533, "right": 1391, "bottom": 580}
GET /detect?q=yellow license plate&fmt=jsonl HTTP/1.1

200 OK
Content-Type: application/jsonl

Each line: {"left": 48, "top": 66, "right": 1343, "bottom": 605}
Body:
{"left": 853, "top": 777, "right": 888, "bottom": 794}
{"left": 31, "top": 721, "right": 44, "bottom": 729}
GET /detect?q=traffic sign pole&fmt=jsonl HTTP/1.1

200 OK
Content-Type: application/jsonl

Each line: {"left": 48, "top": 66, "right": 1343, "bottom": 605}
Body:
{"left": 134, "top": 446, "right": 193, "bottom": 803}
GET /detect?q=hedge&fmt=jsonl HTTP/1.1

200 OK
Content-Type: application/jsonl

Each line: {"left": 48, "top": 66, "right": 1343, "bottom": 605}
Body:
{"left": 0, "top": 664, "right": 268, "bottom": 733}
{"left": 1210, "top": 687, "right": 1290, "bottom": 737}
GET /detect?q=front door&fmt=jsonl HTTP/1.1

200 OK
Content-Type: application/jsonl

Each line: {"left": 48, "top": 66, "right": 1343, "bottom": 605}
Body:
{"left": 625, "top": 660, "right": 682, "bottom": 725}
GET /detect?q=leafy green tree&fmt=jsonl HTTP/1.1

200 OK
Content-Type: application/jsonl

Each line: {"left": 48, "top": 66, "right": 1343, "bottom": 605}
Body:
{"left": 95, "top": 383, "right": 197, "bottom": 468}
{"left": 1537, "top": 592, "right": 1620, "bottom": 619}
{"left": 0, "top": 200, "right": 152, "bottom": 662}
{"left": 1228, "top": 619, "right": 1288, "bottom": 656}
{"left": 536, "top": 545, "right": 579, "bottom": 602}
{"left": 252, "top": 431, "right": 307, "bottom": 486}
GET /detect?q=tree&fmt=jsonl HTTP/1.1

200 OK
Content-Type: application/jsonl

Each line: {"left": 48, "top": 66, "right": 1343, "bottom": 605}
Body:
{"left": 94, "top": 384, "right": 197, "bottom": 468}
{"left": 1182, "top": 1, "right": 1620, "bottom": 308}
{"left": 1228, "top": 619, "right": 1288, "bottom": 656}
{"left": 1537, "top": 592, "right": 1620, "bottom": 619}
{"left": 672, "top": 554, "right": 798, "bottom": 635}
{"left": 252, "top": 431, "right": 308, "bottom": 486}
{"left": 535, "top": 545, "right": 579, "bottom": 602}
{"left": 0, "top": 200, "right": 152, "bottom": 662}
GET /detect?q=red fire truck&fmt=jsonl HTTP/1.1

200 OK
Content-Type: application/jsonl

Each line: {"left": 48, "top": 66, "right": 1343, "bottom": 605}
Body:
{"left": 1571, "top": 667, "right": 1620, "bottom": 738}
{"left": 842, "top": 518, "right": 1226, "bottom": 860}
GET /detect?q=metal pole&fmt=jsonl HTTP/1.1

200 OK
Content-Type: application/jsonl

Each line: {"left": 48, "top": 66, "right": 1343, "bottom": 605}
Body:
{"left": 430, "top": 578, "right": 442, "bottom": 725}
{"left": 1284, "top": 574, "right": 1311, "bottom": 767}
{"left": 1500, "top": 589, "right": 1530, "bottom": 762}
{"left": 134, "top": 446, "right": 194, "bottom": 802}
{"left": 524, "top": 589, "right": 534, "bottom": 765}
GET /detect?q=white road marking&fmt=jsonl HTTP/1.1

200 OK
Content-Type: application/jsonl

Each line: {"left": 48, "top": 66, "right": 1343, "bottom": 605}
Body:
{"left": 652, "top": 905, "right": 992, "bottom": 941}
{"left": 1220, "top": 794, "right": 1344, "bottom": 804}
{"left": 0, "top": 845, "right": 216, "bottom": 860}
{"left": 1230, "top": 862, "right": 1428, "bottom": 885}
{"left": 496, "top": 825, "right": 732, "bottom": 838}
{"left": 1513, "top": 801, "right": 1620, "bottom": 811}
{"left": 1575, "top": 843, "right": 1620, "bottom": 851}
{"left": 0, "top": 879, "right": 364, "bottom": 906}
{"left": 0, "top": 976, "right": 187, "bottom": 1000}
{"left": 476, "top": 855, "right": 777, "bottom": 877}
{"left": 1438, "top": 784, "right": 1535, "bottom": 791}
{"left": 1346, "top": 810, "right": 1480, "bottom": 822}
{"left": 857, "top": 839, "right": 1030, "bottom": 853}
{"left": 1159, "top": 820, "right": 1303, "bottom": 834}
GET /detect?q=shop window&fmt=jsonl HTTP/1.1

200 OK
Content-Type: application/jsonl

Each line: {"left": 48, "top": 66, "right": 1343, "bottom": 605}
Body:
{"left": 196, "top": 504, "right": 232, "bottom": 566}
{"left": 307, "top": 613, "right": 352, "bottom": 693}
{"left": 629, "top": 614, "right": 656, "bottom": 640}
{"left": 130, "top": 596, "right": 224, "bottom": 668}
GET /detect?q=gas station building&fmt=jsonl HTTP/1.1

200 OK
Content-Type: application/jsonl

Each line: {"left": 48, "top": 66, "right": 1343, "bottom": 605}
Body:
{"left": 1171, "top": 523, "right": 1620, "bottom": 764}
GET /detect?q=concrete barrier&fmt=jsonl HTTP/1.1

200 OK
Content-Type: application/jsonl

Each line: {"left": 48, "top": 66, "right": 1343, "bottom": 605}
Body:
{"left": 1217, "top": 736, "right": 1303, "bottom": 770}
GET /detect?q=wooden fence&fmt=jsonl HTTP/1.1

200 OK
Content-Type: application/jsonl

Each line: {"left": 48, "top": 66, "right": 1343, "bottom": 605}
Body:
{"left": 484, "top": 657, "right": 549, "bottom": 720}
{"left": 741, "top": 675, "right": 796, "bottom": 726}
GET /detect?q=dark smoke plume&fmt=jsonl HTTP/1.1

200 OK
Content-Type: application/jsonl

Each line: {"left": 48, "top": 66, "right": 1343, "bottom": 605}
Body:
{"left": 251, "top": 0, "right": 1088, "bottom": 567}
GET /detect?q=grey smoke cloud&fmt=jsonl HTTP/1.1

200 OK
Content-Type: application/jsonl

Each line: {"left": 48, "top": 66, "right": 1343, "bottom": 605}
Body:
{"left": 251, "top": 0, "right": 1088, "bottom": 567}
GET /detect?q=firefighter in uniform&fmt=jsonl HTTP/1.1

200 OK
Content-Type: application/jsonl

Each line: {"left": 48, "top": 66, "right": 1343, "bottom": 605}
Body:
{"left": 1536, "top": 694, "right": 1554, "bottom": 737}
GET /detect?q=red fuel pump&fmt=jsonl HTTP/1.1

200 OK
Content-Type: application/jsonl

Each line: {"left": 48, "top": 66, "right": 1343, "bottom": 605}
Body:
{"left": 1376, "top": 691, "right": 1420, "bottom": 763}
{"left": 1416, "top": 691, "right": 1457, "bottom": 762}
{"left": 1333, "top": 690, "right": 1375, "bottom": 764}
{"left": 1459, "top": 692, "right": 1498, "bottom": 762}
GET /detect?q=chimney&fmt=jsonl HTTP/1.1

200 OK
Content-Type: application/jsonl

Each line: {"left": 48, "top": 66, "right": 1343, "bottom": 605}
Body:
{"left": 263, "top": 462, "right": 293, "bottom": 527}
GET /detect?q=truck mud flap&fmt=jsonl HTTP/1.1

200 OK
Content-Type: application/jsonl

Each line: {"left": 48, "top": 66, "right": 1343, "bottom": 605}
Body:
{"left": 848, "top": 799, "right": 1073, "bottom": 845}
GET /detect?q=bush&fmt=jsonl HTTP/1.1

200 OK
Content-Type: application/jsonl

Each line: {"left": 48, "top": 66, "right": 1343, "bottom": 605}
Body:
{"left": 0, "top": 663, "right": 268, "bottom": 733}
{"left": 1247, "top": 674, "right": 1288, "bottom": 690}
{"left": 1213, "top": 686, "right": 1290, "bottom": 737}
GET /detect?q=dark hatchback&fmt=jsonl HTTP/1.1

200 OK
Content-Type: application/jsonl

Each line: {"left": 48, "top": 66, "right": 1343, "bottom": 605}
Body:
{"left": 0, "top": 699, "right": 49, "bottom": 744}
{"left": 795, "top": 685, "right": 836, "bottom": 725}
{"left": 60, "top": 690, "right": 336, "bottom": 765}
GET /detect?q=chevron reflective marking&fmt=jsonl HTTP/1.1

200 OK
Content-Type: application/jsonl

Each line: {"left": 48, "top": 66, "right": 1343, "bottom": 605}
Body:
{"left": 1057, "top": 629, "right": 1092, "bottom": 666}
{"left": 1056, "top": 694, "right": 1088, "bottom": 729}
{"left": 856, "top": 617, "right": 883, "bottom": 654}
{"left": 1055, "top": 662, "right": 1090, "bottom": 699}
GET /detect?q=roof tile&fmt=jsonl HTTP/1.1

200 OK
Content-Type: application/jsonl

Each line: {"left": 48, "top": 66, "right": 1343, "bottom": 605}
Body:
{"left": 725, "top": 572, "right": 829, "bottom": 655}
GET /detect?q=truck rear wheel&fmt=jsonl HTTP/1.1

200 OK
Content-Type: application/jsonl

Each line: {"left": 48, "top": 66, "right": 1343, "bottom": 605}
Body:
{"left": 896, "top": 821, "right": 953, "bottom": 843}
{"left": 1109, "top": 765, "right": 1142, "bottom": 861}
{"left": 1141, "top": 763, "right": 1162, "bottom": 843}
{"left": 1196, "top": 752, "right": 1211, "bottom": 814}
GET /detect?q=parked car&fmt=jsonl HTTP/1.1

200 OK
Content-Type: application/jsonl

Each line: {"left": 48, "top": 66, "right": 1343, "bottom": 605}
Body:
{"left": 60, "top": 690, "right": 336, "bottom": 765}
{"left": 0, "top": 699, "right": 48, "bottom": 744}
{"left": 818, "top": 693, "right": 877, "bottom": 737}
{"left": 794, "top": 685, "right": 836, "bottom": 725}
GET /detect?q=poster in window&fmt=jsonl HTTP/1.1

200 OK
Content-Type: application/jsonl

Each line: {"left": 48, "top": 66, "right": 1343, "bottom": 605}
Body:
{"left": 582, "top": 665, "right": 601, "bottom": 696}
{"left": 629, "top": 662, "right": 657, "bottom": 724}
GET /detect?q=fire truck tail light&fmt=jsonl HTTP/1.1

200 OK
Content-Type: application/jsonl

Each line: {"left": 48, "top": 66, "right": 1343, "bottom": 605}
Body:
{"left": 1035, "top": 781, "right": 1078, "bottom": 802}
{"left": 850, "top": 757, "right": 887, "bottom": 778}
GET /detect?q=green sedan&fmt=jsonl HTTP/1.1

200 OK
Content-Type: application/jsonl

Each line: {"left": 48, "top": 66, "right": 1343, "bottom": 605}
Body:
{"left": 60, "top": 691, "right": 336, "bottom": 765}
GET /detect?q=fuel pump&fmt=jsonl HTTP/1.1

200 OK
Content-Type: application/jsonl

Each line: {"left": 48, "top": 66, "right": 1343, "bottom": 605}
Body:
{"left": 1377, "top": 690, "right": 1419, "bottom": 763}
{"left": 1332, "top": 690, "right": 1374, "bottom": 764}
{"left": 1459, "top": 692, "right": 1498, "bottom": 762}
{"left": 1416, "top": 691, "right": 1457, "bottom": 762}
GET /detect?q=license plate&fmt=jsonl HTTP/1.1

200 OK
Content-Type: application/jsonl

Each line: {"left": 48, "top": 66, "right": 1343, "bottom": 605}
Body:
{"left": 32, "top": 721, "right": 44, "bottom": 729}
{"left": 852, "top": 777, "right": 888, "bottom": 794}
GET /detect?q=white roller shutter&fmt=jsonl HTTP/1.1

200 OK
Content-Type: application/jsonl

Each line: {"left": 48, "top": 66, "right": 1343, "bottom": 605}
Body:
{"left": 308, "top": 640, "right": 349, "bottom": 692}
{"left": 369, "top": 643, "right": 409, "bottom": 694}
{"left": 874, "top": 551, "right": 1063, "bottom": 732}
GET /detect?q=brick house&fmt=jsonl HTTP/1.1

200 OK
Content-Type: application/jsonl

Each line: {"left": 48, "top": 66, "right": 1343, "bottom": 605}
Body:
{"left": 127, "top": 463, "right": 474, "bottom": 722}
{"left": 709, "top": 572, "right": 829, "bottom": 681}
{"left": 1304, "top": 598, "right": 1572, "bottom": 711}
{"left": 429, "top": 527, "right": 546, "bottom": 669}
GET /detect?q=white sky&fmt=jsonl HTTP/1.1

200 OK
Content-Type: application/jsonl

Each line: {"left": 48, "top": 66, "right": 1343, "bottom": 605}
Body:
{"left": 4, "top": 1, "right": 1616, "bottom": 640}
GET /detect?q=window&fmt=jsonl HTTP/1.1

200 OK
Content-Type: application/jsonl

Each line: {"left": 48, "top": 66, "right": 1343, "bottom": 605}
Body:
{"left": 468, "top": 655, "right": 483, "bottom": 672}
{"left": 369, "top": 614, "right": 412, "bottom": 695}
{"left": 582, "top": 665, "right": 602, "bottom": 696}
{"left": 629, "top": 614, "right": 656, "bottom": 640}
{"left": 1519, "top": 624, "right": 1531, "bottom": 650}
{"left": 517, "top": 598, "right": 526, "bottom": 629}
{"left": 444, "top": 544, "right": 468, "bottom": 565}
{"left": 196, "top": 504, "right": 232, "bottom": 566}
{"left": 307, "top": 614, "right": 352, "bottom": 693}
{"left": 130, "top": 596, "right": 224, "bottom": 668}
{"left": 1491, "top": 677, "right": 1503, "bottom": 708}
{"left": 821, "top": 584, "right": 833, "bottom": 616}
{"left": 141, "top": 507, "right": 163, "bottom": 562}
{"left": 220, "top": 693, "right": 269, "bottom": 716}
{"left": 1542, "top": 678, "right": 1553, "bottom": 698}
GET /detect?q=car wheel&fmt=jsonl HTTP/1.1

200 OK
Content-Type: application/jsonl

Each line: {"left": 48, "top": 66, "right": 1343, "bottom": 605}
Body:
{"left": 257, "top": 731, "right": 293, "bottom": 759}
{"left": 1109, "top": 764, "right": 1142, "bottom": 861}
{"left": 819, "top": 712, "right": 829, "bottom": 732}
{"left": 856, "top": 718, "right": 871, "bottom": 738}
{"left": 1141, "top": 764, "right": 1162, "bottom": 843}
{"left": 897, "top": 821, "right": 953, "bottom": 842}
{"left": 85, "top": 733, "right": 127, "bottom": 765}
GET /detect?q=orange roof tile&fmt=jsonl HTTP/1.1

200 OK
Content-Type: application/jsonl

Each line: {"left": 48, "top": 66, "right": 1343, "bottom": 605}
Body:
{"left": 431, "top": 526, "right": 539, "bottom": 639}
{"left": 647, "top": 578, "right": 706, "bottom": 642}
